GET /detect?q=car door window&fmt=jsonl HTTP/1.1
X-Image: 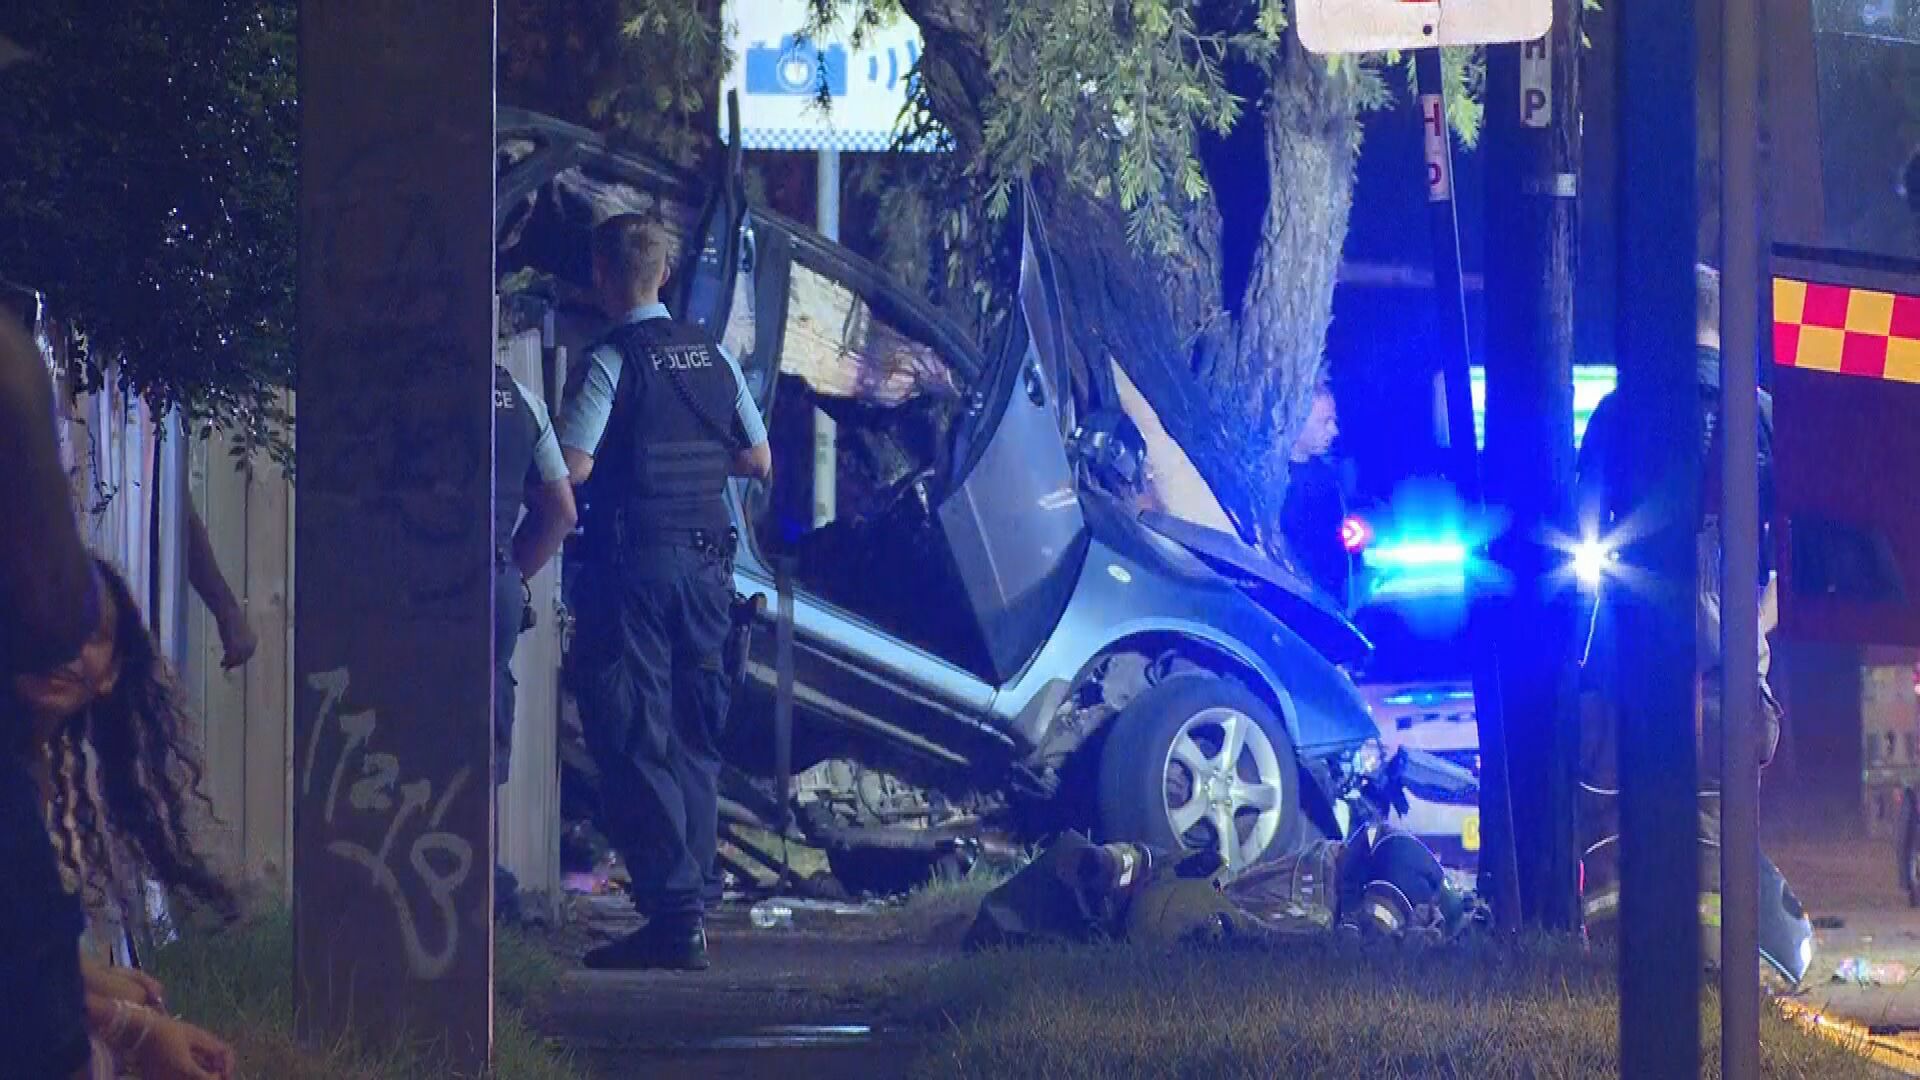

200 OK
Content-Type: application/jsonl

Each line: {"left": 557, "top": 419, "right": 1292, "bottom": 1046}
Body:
{"left": 748, "top": 257, "right": 988, "bottom": 672}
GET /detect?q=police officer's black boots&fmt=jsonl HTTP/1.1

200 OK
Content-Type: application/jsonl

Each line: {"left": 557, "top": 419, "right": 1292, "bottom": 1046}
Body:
{"left": 582, "top": 918, "right": 710, "bottom": 972}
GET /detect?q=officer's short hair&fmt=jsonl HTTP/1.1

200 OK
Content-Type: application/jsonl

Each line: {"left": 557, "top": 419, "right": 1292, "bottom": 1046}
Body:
{"left": 1697, "top": 262, "right": 1721, "bottom": 339}
{"left": 592, "top": 213, "right": 676, "bottom": 290}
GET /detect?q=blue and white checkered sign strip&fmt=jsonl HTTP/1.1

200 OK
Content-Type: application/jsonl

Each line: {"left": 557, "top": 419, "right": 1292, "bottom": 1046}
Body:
{"left": 736, "top": 127, "right": 948, "bottom": 154}
{"left": 722, "top": 0, "right": 948, "bottom": 155}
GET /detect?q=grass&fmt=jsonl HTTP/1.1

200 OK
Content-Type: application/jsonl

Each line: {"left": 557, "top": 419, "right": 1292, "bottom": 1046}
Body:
{"left": 145, "top": 907, "right": 580, "bottom": 1079}
{"left": 875, "top": 936, "right": 1886, "bottom": 1079}
{"left": 870, "top": 859, "right": 1019, "bottom": 945}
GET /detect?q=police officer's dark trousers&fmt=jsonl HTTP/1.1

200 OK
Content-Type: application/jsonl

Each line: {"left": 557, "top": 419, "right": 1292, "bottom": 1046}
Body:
{"left": 570, "top": 541, "right": 733, "bottom": 929}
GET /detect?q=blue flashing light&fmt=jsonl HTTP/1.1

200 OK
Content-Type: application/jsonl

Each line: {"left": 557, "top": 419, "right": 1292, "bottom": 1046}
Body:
{"left": 1365, "top": 540, "right": 1469, "bottom": 570}
{"left": 1379, "top": 687, "right": 1476, "bottom": 708}
{"left": 1368, "top": 565, "right": 1468, "bottom": 599}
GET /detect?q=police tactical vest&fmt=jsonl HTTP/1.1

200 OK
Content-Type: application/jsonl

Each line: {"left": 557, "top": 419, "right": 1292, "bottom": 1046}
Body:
{"left": 493, "top": 365, "right": 541, "bottom": 559}
{"left": 586, "top": 316, "right": 738, "bottom": 544}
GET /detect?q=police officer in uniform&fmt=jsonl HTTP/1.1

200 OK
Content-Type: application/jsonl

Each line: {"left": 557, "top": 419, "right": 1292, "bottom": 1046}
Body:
{"left": 493, "top": 363, "right": 577, "bottom": 916}
{"left": 1574, "top": 263, "right": 1781, "bottom": 953}
{"left": 559, "top": 213, "right": 771, "bottom": 971}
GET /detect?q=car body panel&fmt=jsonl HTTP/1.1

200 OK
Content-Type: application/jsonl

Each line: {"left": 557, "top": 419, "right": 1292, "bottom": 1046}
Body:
{"left": 993, "top": 494, "right": 1379, "bottom": 755}
{"left": 938, "top": 235, "right": 1089, "bottom": 684}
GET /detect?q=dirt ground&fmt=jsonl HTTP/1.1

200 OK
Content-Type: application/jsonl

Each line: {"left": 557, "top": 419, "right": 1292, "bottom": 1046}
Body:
{"left": 531, "top": 897, "right": 952, "bottom": 1078}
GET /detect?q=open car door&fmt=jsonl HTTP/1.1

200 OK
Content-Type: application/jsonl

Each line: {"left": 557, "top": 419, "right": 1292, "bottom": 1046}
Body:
{"left": 675, "top": 91, "right": 751, "bottom": 343}
{"left": 937, "top": 195, "right": 1090, "bottom": 683}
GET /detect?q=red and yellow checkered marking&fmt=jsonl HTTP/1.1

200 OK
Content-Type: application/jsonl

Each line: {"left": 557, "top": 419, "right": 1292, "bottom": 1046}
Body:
{"left": 1774, "top": 277, "right": 1920, "bottom": 384}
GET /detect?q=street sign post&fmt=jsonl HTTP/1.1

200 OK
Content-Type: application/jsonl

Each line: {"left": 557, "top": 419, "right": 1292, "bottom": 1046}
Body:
{"left": 1297, "top": 0, "right": 1552, "bottom": 54}
{"left": 1304, "top": 0, "right": 1553, "bottom": 929}
{"left": 1485, "top": 0, "right": 1585, "bottom": 936}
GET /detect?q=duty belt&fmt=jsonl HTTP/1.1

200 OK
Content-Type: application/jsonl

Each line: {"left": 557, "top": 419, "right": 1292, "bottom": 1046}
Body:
{"left": 611, "top": 512, "right": 738, "bottom": 560}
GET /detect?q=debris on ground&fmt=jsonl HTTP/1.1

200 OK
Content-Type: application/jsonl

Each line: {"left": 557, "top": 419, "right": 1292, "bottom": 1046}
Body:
{"left": 748, "top": 897, "right": 882, "bottom": 930}
{"left": 750, "top": 901, "right": 795, "bottom": 929}
{"left": 962, "top": 826, "right": 1487, "bottom": 952}
{"left": 1832, "top": 957, "right": 1912, "bottom": 986}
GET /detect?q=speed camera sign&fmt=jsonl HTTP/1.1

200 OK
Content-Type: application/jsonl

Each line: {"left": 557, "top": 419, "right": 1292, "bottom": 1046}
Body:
{"left": 1296, "top": 0, "right": 1551, "bottom": 54}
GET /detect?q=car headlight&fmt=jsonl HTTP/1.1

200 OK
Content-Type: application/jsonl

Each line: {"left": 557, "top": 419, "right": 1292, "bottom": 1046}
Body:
{"left": 1351, "top": 737, "right": 1386, "bottom": 778}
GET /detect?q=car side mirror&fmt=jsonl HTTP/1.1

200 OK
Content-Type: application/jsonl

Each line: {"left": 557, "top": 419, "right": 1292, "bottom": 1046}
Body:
{"left": 1071, "top": 409, "right": 1147, "bottom": 493}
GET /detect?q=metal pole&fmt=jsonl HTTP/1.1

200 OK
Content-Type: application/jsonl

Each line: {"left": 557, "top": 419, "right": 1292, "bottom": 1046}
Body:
{"left": 1615, "top": 0, "right": 1702, "bottom": 1072}
{"left": 1415, "top": 47, "right": 1524, "bottom": 930}
{"left": 812, "top": 148, "right": 840, "bottom": 529}
{"left": 1719, "top": 0, "right": 1764, "bottom": 1061}
{"left": 1483, "top": 0, "right": 1584, "bottom": 931}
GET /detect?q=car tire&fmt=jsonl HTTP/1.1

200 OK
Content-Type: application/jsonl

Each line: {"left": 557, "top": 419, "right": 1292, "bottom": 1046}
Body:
{"left": 1096, "top": 673, "right": 1303, "bottom": 877}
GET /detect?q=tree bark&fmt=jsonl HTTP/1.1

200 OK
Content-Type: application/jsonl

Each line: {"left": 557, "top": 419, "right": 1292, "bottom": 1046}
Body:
{"left": 1208, "top": 35, "right": 1363, "bottom": 547}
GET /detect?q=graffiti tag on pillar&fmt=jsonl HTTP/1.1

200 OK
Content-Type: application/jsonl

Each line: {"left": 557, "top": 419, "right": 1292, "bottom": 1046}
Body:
{"left": 302, "top": 667, "right": 475, "bottom": 981}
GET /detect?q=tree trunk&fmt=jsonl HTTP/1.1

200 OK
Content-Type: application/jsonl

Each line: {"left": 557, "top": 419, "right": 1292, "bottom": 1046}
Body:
{"left": 1205, "top": 35, "right": 1364, "bottom": 548}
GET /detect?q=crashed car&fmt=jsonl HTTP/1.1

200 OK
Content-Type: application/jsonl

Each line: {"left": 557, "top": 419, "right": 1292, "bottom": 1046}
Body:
{"left": 497, "top": 107, "right": 1441, "bottom": 890}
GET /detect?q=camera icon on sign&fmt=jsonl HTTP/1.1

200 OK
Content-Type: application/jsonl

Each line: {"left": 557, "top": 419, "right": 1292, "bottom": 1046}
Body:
{"left": 744, "top": 36, "right": 848, "bottom": 98}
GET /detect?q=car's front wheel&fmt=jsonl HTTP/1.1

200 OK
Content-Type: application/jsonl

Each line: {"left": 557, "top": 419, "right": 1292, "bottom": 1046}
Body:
{"left": 1095, "top": 673, "right": 1302, "bottom": 878}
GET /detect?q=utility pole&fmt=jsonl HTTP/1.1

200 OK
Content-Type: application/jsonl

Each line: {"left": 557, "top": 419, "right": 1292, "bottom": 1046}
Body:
{"left": 1615, "top": 0, "right": 1705, "bottom": 1074}
{"left": 1718, "top": 0, "right": 1766, "bottom": 1061}
{"left": 1484, "top": 0, "right": 1584, "bottom": 930}
{"left": 1416, "top": 47, "right": 1524, "bottom": 931}
{"left": 813, "top": 149, "right": 840, "bottom": 528}
{"left": 294, "top": 0, "right": 497, "bottom": 1070}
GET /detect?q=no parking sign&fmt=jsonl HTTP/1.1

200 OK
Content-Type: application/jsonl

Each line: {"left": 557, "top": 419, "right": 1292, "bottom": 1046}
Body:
{"left": 1296, "top": 0, "right": 1552, "bottom": 53}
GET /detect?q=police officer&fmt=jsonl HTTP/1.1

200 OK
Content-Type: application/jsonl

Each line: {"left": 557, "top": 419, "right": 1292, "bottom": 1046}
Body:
{"left": 1574, "top": 263, "right": 1781, "bottom": 951}
{"left": 493, "top": 362, "right": 577, "bottom": 917}
{"left": 559, "top": 213, "right": 771, "bottom": 971}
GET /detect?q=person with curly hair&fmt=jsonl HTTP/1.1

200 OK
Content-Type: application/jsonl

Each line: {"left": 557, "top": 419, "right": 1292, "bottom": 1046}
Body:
{"left": 2, "top": 307, "right": 112, "bottom": 1080}
{"left": 14, "top": 557, "right": 239, "bottom": 1079}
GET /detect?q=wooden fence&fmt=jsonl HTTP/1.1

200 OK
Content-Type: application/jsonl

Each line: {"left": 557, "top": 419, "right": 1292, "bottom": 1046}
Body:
{"left": 38, "top": 312, "right": 297, "bottom": 897}
{"left": 41, "top": 316, "right": 564, "bottom": 913}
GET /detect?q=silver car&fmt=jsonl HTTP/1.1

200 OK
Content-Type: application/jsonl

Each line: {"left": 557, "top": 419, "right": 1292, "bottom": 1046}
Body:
{"left": 498, "top": 107, "right": 1396, "bottom": 889}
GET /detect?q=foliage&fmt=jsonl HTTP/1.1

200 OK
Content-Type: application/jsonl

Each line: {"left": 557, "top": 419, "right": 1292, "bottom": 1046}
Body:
{"left": 501, "top": 0, "right": 733, "bottom": 170}
{"left": 808, "top": 1, "right": 1480, "bottom": 257}
{"left": 0, "top": 1, "right": 297, "bottom": 469}
{"left": 595, "top": 0, "right": 733, "bottom": 166}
